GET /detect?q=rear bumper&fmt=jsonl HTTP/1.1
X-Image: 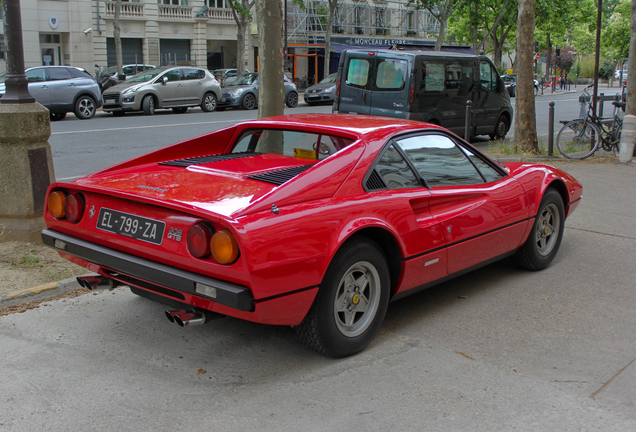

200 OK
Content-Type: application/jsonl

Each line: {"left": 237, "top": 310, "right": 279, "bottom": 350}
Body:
{"left": 41, "top": 228, "right": 255, "bottom": 312}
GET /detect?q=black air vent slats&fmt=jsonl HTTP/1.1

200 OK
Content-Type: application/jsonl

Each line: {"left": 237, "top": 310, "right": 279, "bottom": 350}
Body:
{"left": 366, "top": 170, "right": 386, "bottom": 190}
{"left": 159, "top": 152, "right": 263, "bottom": 167}
{"left": 244, "top": 164, "right": 314, "bottom": 186}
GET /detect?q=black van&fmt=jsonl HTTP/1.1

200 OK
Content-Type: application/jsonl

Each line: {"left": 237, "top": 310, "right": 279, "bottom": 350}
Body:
{"left": 333, "top": 49, "right": 513, "bottom": 140}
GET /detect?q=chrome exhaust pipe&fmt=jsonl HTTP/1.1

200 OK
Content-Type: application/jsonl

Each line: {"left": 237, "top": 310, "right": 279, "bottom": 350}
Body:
{"left": 76, "top": 275, "right": 123, "bottom": 290}
{"left": 165, "top": 309, "right": 221, "bottom": 327}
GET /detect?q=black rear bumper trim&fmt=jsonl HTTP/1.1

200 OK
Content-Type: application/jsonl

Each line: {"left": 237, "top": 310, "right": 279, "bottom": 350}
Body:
{"left": 41, "top": 229, "right": 254, "bottom": 312}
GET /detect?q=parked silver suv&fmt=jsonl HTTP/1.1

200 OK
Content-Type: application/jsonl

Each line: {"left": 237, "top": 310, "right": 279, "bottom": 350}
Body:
{"left": 0, "top": 66, "right": 103, "bottom": 121}
{"left": 102, "top": 66, "right": 221, "bottom": 115}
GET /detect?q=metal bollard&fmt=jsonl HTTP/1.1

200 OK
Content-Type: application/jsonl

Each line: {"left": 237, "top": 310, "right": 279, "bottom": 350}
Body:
{"left": 548, "top": 101, "right": 555, "bottom": 156}
{"left": 464, "top": 100, "right": 472, "bottom": 142}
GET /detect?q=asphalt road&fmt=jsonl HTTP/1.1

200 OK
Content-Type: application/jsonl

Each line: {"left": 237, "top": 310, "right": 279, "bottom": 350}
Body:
{"left": 1, "top": 160, "right": 635, "bottom": 428}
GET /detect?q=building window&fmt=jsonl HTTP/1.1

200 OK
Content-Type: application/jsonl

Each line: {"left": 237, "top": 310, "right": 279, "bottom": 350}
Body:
{"left": 161, "top": 0, "right": 189, "bottom": 5}
{"left": 207, "top": 0, "right": 229, "bottom": 8}
{"left": 39, "top": 34, "right": 61, "bottom": 44}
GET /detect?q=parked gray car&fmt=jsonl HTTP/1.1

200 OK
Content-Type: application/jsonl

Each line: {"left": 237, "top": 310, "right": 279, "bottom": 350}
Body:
{"left": 102, "top": 66, "right": 221, "bottom": 115}
{"left": 304, "top": 73, "right": 337, "bottom": 105}
{"left": 218, "top": 72, "right": 298, "bottom": 110}
{"left": 0, "top": 66, "right": 103, "bottom": 121}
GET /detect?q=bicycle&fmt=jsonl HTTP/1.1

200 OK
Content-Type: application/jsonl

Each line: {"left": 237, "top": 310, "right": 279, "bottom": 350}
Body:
{"left": 556, "top": 85, "right": 626, "bottom": 159}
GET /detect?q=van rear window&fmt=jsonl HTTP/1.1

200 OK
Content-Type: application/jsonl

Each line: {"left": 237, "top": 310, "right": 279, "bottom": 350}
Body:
{"left": 346, "top": 59, "right": 370, "bottom": 88}
{"left": 375, "top": 59, "right": 407, "bottom": 90}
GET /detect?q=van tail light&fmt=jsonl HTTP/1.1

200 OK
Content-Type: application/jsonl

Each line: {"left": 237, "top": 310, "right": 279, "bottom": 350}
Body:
{"left": 211, "top": 229, "right": 239, "bottom": 265}
{"left": 336, "top": 75, "right": 341, "bottom": 98}
{"left": 64, "top": 193, "right": 85, "bottom": 223}
{"left": 408, "top": 74, "right": 415, "bottom": 111}
{"left": 48, "top": 191, "right": 67, "bottom": 219}
{"left": 187, "top": 223, "right": 214, "bottom": 258}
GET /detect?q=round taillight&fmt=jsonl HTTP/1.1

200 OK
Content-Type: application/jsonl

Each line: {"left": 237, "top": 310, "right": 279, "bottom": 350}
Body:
{"left": 211, "top": 229, "right": 239, "bottom": 265}
{"left": 48, "top": 191, "right": 67, "bottom": 219}
{"left": 64, "top": 193, "right": 85, "bottom": 223}
{"left": 187, "top": 223, "right": 214, "bottom": 258}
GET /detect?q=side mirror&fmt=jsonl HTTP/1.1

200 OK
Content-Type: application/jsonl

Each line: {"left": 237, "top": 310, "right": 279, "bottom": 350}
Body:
{"left": 162, "top": 76, "right": 168, "bottom": 85}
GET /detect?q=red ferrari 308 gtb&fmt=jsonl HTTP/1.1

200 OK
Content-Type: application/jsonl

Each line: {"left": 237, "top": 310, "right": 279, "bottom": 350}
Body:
{"left": 42, "top": 114, "right": 582, "bottom": 357}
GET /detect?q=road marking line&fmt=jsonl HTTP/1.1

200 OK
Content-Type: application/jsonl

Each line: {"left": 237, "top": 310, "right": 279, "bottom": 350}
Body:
{"left": 51, "top": 119, "right": 241, "bottom": 135}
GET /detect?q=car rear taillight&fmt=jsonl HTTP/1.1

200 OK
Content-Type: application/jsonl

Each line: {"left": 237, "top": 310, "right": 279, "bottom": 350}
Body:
{"left": 211, "top": 229, "right": 239, "bottom": 265}
{"left": 47, "top": 191, "right": 67, "bottom": 219}
{"left": 64, "top": 193, "right": 85, "bottom": 223}
{"left": 187, "top": 223, "right": 214, "bottom": 258}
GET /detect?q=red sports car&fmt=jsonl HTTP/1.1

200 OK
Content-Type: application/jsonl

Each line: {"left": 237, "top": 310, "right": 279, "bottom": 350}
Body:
{"left": 42, "top": 114, "right": 582, "bottom": 357}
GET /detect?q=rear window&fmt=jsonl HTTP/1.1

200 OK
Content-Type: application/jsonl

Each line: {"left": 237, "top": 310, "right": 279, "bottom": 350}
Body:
{"left": 232, "top": 129, "right": 355, "bottom": 161}
{"left": 375, "top": 59, "right": 407, "bottom": 91}
{"left": 48, "top": 68, "right": 73, "bottom": 81}
{"left": 346, "top": 59, "right": 370, "bottom": 88}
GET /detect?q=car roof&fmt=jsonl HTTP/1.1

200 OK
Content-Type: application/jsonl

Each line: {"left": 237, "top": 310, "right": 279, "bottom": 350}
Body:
{"left": 246, "top": 113, "right": 444, "bottom": 141}
{"left": 346, "top": 49, "right": 481, "bottom": 59}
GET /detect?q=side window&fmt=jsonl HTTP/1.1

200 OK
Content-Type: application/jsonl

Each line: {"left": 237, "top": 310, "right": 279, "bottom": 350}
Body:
{"left": 375, "top": 144, "right": 420, "bottom": 189}
{"left": 462, "top": 147, "right": 504, "bottom": 183}
{"left": 123, "top": 66, "right": 134, "bottom": 75}
{"left": 375, "top": 59, "right": 407, "bottom": 91}
{"left": 445, "top": 63, "right": 462, "bottom": 90}
{"left": 420, "top": 60, "right": 444, "bottom": 92}
{"left": 164, "top": 69, "right": 182, "bottom": 82}
{"left": 183, "top": 68, "right": 203, "bottom": 80}
{"left": 396, "top": 134, "right": 484, "bottom": 187}
{"left": 479, "top": 61, "right": 498, "bottom": 92}
{"left": 346, "top": 58, "right": 370, "bottom": 88}
{"left": 47, "top": 68, "right": 73, "bottom": 81}
{"left": 26, "top": 69, "right": 47, "bottom": 82}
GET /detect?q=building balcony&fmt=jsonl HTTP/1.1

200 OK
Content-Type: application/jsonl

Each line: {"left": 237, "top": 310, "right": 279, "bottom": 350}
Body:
{"left": 158, "top": 5, "right": 193, "bottom": 20}
{"left": 104, "top": 1, "right": 145, "bottom": 18}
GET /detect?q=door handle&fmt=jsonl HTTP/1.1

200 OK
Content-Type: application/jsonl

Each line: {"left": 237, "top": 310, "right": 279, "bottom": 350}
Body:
{"left": 361, "top": 92, "right": 367, "bottom": 105}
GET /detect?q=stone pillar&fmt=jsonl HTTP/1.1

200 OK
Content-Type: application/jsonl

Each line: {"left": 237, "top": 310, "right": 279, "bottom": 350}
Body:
{"left": 194, "top": 17, "right": 209, "bottom": 69}
{"left": 618, "top": 115, "right": 635, "bottom": 163}
{"left": 0, "top": 104, "right": 54, "bottom": 242}
{"left": 0, "top": 0, "right": 55, "bottom": 243}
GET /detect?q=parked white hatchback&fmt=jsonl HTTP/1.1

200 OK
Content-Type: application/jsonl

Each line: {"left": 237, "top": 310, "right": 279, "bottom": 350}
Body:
{"left": 102, "top": 66, "right": 221, "bottom": 115}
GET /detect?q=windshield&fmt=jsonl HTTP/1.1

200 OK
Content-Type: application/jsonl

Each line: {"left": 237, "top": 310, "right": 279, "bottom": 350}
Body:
{"left": 320, "top": 73, "right": 337, "bottom": 84}
{"left": 126, "top": 68, "right": 166, "bottom": 83}
{"left": 231, "top": 129, "right": 354, "bottom": 161}
{"left": 232, "top": 73, "right": 258, "bottom": 86}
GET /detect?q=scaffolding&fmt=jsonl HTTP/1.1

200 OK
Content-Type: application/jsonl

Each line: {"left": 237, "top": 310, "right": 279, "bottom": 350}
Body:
{"left": 286, "top": 0, "right": 440, "bottom": 45}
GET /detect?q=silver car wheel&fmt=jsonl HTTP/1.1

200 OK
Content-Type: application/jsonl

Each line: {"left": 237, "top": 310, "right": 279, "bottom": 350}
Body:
{"left": 535, "top": 203, "right": 560, "bottom": 257}
{"left": 333, "top": 261, "right": 381, "bottom": 338}
{"left": 74, "top": 96, "right": 96, "bottom": 120}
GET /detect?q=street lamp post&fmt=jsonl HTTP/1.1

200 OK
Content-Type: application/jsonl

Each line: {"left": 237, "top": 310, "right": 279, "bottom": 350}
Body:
{"left": 1, "top": 0, "right": 35, "bottom": 104}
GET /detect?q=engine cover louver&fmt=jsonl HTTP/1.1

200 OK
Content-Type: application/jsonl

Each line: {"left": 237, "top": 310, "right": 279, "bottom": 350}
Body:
{"left": 244, "top": 164, "right": 314, "bottom": 186}
{"left": 159, "top": 152, "right": 263, "bottom": 167}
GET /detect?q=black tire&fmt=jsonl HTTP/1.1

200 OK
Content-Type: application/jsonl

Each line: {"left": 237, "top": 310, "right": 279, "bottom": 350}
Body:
{"left": 510, "top": 188, "right": 565, "bottom": 271}
{"left": 50, "top": 112, "right": 66, "bottom": 121}
{"left": 489, "top": 115, "right": 508, "bottom": 140}
{"left": 286, "top": 91, "right": 298, "bottom": 108}
{"left": 172, "top": 107, "right": 188, "bottom": 114}
{"left": 74, "top": 95, "right": 96, "bottom": 119}
{"left": 142, "top": 95, "right": 155, "bottom": 115}
{"left": 201, "top": 92, "right": 217, "bottom": 112}
{"left": 556, "top": 120, "right": 601, "bottom": 159}
{"left": 242, "top": 93, "right": 256, "bottom": 110}
{"left": 296, "top": 239, "right": 390, "bottom": 358}
{"left": 534, "top": 85, "right": 539, "bottom": 96}
{"left": 510, "top": 87, "right": 516, "bottom": 97}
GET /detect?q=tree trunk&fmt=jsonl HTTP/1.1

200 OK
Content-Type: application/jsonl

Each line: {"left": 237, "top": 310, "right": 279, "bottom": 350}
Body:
{"left": 323, "top": 0, "right": 337, "bottom": 78}
{"left": 626, "top": 0, "right": 636, "bottom": 116}
{"left": 114, "top": 0, "right": 123, "bottom": 77}
{"left": 236, "top": 17, "right": 246, "bottom": 72}
{"left": 435, "top": 18, "right": 447, "bottom": 51}
{"left": 256, "top": 0, "right": 285, "bottom": 119}
{"left": 514, "top": 0, "right": 539, "bottom": 154}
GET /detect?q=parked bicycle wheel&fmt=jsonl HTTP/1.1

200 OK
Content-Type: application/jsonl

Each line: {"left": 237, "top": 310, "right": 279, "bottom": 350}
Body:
{"left": 556, "top": 120, "right": 601, "bottom": 159}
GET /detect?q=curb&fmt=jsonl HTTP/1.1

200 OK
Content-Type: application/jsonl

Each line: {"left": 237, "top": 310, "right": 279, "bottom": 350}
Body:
{"left": 0, "top": 274, "right": 95, "bottom": 308}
